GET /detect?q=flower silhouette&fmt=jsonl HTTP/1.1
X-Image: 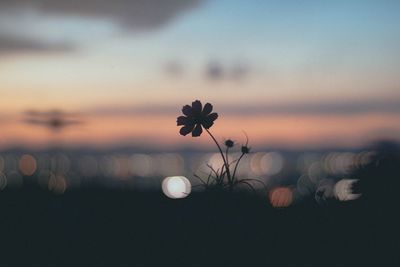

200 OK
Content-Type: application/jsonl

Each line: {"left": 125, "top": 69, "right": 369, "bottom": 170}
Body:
{"left": 225, "top": 139, "right": 234, "bottom": 148}
{"left": 177, "top": 100, "right": 218, "bottom": 137}
{"left": 241, "top": 145, "right": 250, "bottom": 154}
{"left": 176, "top": 100, "right": 264, "bottom": 193}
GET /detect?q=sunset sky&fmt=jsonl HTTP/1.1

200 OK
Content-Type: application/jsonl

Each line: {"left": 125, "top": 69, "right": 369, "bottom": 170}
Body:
{"left": 1, "top": 0, "right": 400, "bottom": 149}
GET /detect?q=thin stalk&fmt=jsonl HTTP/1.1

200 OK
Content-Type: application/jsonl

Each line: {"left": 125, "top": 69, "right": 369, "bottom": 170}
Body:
{"left": 205, "top": 128, "right": 232, "bottom": 186}
{"left": 238, "top": 180, "right": 257, "bottom": 195}
{"left": 232, "top": 153, "right": 245, "bottom": 183}
{"left": 224, "top": 146, "right": 233, "bottom": 187}
{"left": 238, "top": 178, "right": 267, "bottom": 191}
{"left": 218, "top": 164, "right": 225, "bottom": 183}
{"left": 225, "top": 147, "right": 230, "bottom": 170}
{"left": 193, "top": 174, "right": 207, "bottom": 186}
{"left": 206, "top": 164, "right": 220, "bottom": 179}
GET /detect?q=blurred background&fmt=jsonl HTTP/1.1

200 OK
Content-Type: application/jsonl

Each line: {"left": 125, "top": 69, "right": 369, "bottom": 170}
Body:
{"left": 1, "top": 1, "right": 400, "bottom": 265}
{"left": 1, "top": 0, "right": 399, "bottom": 192}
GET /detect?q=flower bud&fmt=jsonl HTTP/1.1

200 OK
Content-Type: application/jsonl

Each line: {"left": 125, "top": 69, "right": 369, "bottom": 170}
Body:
{"left": 225, "top": 139, "right": 234, "bottom": 148}
{"left": 241, "top": 146, "right": 250, "bottom": 154}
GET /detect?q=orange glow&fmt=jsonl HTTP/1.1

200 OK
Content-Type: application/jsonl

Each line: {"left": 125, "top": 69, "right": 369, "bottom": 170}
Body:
{"left": 48, "top": 174, "right": 67, "bottom": 194}
{"left": 269, "top": 187, "right": 293, "bottom": 208}
{"left": 18, "top": 154, "right": 37, "bottom": 176}
{"left": 1, "top": 112, "right": 400, "bottom": 149}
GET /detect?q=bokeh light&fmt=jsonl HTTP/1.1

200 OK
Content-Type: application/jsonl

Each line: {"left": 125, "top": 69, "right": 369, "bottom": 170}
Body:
{"left": 0, "top": 156, "right": 4, "bottom": 173}
{"left": 307, "top": 161, "right": 323, "bottom": 184}
{"left": 207, "top": 153, "right": 225, "bottom": 172}
{"left": 269, "top": 187, "right": 293, "bottom": 208}
{"left": 48, "top": 174, "right": 68, "bottom": 194}
{"left": 334, "top": 179, "right": 361, "bottom": 201}
{"left": 0, "top": 172, "right": 7, "bottom": 190}
{"left": 79, "top": 156, "right": 98, "bottom": 177}
{"left": 155, "top": 153, "right": 184, "bottom": 176}
{"left": 18, "top": 154, "right": 37, "bottom": 176}
{"left": 296, "top": 174, "right": 315, "bottom": 197}
{"left": 130, "top": 154, "right": 154, "bottom": 177}
{"left": 260, "top": 152, "right": 284, "bottom": 176}
{"left": 315, "top": 179, "right": 335, "bottom": 204}
{"left": 52, "top": 154, "right": 71, "bottom": 174}
{"left": 297, "top": 153, "right": 321, "bottom": 174}
{"left": 250, "top": 152, "right": 265, "bottom": 175}
{"left": 162, "top": 176, "right": 191, "bottom": 199}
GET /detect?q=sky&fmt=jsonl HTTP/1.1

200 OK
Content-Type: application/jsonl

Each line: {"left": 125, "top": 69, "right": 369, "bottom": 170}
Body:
{"left": 1, "top": 0, "right": 400, "bottom": 149}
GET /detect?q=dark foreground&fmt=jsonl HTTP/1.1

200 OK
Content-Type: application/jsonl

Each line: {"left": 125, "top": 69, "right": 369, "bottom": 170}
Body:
{"left": 0, "top": 186, "right": 398, "bottom": 267}
{"left": 1, "top": 142, "right": 400, "bottom": 266}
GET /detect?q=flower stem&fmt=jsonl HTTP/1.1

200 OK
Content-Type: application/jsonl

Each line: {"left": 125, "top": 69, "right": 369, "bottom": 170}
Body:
{"left": 225, "top": 146, "right": 230, "bottom": 180}
{"left": 232, "top": 153, "right": 245, "bottom": 183}
{"left": 205, "top": 128, "right": 232, "bottom": 187}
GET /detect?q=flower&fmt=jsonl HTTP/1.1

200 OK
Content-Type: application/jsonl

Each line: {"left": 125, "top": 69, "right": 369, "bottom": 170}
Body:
{"left": 225, "top": 139, "right": 234, "bottom": 148}
{"left": 241, "top": 145, "right": 250, "bottom": 154}
{"left": 177, "top": 100, "right": 218, "bottom": 137}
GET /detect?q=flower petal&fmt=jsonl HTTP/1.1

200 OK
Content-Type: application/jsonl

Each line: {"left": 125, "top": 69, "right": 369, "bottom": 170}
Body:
{"left": 179, "top": 124, "right": 195, "bottom": 136}
{"left": 202, "top": 112, "right": 218, "bottom": 129}
{"left": 203, "top": 103, "right": 213, "bottom": 115}
{"left": 207, "top": 112, "right": 218, "bottom": 122}
{"left": 177, "top": 116, "right": 189, "bottom": 126}
{"left": 182, "top": 105, "right": 193, "bottom": 116}
{"left": 202, "top": 119, "right": 214, "bottom": 129}
{"left": 191, "top": 124, "right": 203, "bottom": 137}
{"left": 192, "top": 100, "right": 202, "bottom": 113}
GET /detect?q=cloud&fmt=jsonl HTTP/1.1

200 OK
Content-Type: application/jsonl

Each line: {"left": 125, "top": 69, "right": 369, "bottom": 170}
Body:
{"left": 0, "top": 0, "right": 203, "bottom": 31}
{"left": 0, "top": 33, "right": 74, "bottom": 55}
{"left": 223, "top": 99, "right": 400, "bottom": 116}
{"left": 164, "top": 60, "right": 185, "bottom": 77}
{"left": 230, "top": 63, "right": 249, "bottom": 81}
{"left": 205, "top": 61, "right": 250, "bottom": 81}
{"left": 88, "top": 98, "right": 400, "bottom": 117}
{"left": 0, "top": 0, "right": 203, "bottom": 55}
{"left": 22, "top": 109, "right": 83, "bottom": 130}
{"left": 163, "top": 60, "right": 251, "bottom": 81}
{"left": 205, "top": 61, "right": 224, "bottom": 80}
